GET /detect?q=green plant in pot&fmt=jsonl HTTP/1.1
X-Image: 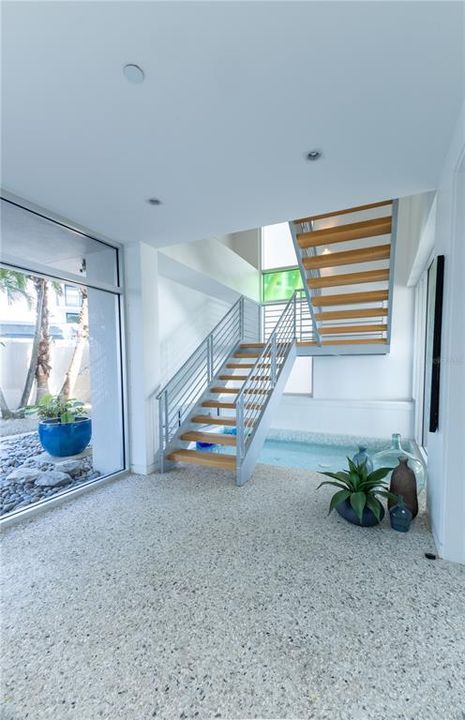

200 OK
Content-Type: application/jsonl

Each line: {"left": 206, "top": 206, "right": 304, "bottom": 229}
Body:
{"left": 25, "top": 394, "right": 91, "bottom": 457}
{"left": 318, "top": 458, "right": 397, "bottom": 527}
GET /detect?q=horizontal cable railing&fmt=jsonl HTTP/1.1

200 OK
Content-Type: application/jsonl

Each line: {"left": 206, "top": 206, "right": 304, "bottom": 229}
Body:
{"left": 236, "top": 292, "right": 298, "bottom": 469}
{"left": 157, "top": 295, "right": 259, "bottom": 468}
{"left": 263, "top": 290, "right": 314, "bottom": 343}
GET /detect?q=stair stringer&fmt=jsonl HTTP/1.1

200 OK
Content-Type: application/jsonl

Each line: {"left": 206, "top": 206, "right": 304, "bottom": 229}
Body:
{"left": 236, "top": 341, "right": 297, "bottom": 486}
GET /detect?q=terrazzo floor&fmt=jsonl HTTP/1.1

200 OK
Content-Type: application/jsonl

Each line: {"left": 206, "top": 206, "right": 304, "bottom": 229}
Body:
{"left": 1, "top": 465, "right": 464, "bottom": 720}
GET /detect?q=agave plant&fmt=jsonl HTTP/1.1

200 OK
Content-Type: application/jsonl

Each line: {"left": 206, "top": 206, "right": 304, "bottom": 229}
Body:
{"left": 318, "top": 458, "right": 397, "bottom": 524}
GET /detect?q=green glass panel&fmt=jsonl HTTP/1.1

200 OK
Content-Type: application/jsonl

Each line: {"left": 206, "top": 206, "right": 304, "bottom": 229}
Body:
{"left": 262, "top": 268, "right": 303, "bottom": 302}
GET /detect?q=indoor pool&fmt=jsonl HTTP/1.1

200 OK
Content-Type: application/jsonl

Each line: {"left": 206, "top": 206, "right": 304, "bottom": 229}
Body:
{"left": 197, "top": 431, "right": 418, "bottom": 475}
{"left": 257, "top": 438, "right": 389, "bottom": 472}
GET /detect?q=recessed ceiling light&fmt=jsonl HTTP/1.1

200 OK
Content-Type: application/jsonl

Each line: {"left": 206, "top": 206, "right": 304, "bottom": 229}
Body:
{"left": 147, "top": 197, "right": 162, "bottom": 206}
{"left": 123, "top": 64, "right": 145, "bottom": 84}
{"left": 306, "top": 150, "right": 322, "bottom": 161}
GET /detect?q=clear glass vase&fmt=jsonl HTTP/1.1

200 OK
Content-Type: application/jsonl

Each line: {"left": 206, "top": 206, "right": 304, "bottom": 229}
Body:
{"left": 372, "top": 433, "right": 425, "bottom": 491}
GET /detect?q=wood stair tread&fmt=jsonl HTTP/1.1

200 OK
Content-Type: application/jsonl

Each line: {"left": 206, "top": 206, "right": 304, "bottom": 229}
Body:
{"left": 190, "top": 415, "right": 254, "bottom": 428}
{"left": 167, "top": 448, "right": 236, "bottom": 470}
{"left": 181, "top": 431, "right": 236, "bottom": 446}
{"left": 210, "top": 387, "right": 270, "bottom": 396}
{"left": 294, "top": 200, "right": 392, "bottom": 225}
{"left": 234, "top": 351, "right": 263, "bottom": 358}
{"left": 302, "top": 244, "right": 390, "bottom": 270}
{"left": 308, "top": 268, "right": 389, "bottom": 289}
{"left": 239, "top": 342, "right": 265, "bottom": 348}
{"left": 210, "top": 387, "right": 240, "bottom": 394}
{"left": 297, "top": 216, "right": 392, "bottom": 249}
{"left": 322, "top": 337, "right": 387, "bottom": 346}
{"left": 191, "top": 415, "right": 237, "bottom": 426}
{"left": 219, "top": 375, "right": 249, "bottom": 381}
{"left": 202, "top": 400, "right": 236, "bottom": 409}
{"left": 315, "top": 308, "right": 388, "bottom": 321}
{"left": 312, "top": 290, "right": 389, "bottom": 307}
{"left": 226, "top": 363, "right": 255, "bottom": 369}
{"left": 319, "top": 324, "right": 386, "bottom": 335}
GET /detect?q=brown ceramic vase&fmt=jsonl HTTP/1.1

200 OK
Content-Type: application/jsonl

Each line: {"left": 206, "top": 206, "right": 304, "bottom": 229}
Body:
{"left": 389, "top": 456, "right": 418, "bottom": 518}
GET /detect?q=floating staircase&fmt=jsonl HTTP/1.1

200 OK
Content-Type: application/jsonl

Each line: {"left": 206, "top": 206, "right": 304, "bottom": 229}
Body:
{"left": 158, "top": 199, "right": 398, "bottom": 485}
{"left": 289, "top": 199, "right": 397, "bottom": 353}
{"left": 157, "top": 295, "right": 297, "bottom": 485}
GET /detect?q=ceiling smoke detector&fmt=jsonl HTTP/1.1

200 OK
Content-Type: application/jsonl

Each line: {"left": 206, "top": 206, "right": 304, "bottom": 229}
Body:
{"left": 146, "top": 197, "right": 162, "bottom": 206}
{"left": 123, "top": 64, "right": 145, "bottom": 84}
{"left": 306, "top": 150, "right": 322, "bottom": 161}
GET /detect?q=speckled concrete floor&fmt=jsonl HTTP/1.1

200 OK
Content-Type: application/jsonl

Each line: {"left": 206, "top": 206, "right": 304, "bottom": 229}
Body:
{"left": 1, "top": 465, "right": 464, "bottom": 720}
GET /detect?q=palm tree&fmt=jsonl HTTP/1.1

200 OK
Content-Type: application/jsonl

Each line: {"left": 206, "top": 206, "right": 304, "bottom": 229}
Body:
{"left": 0, "top": 269, "right": 62, "bottom": 414}
{"left": 0, "top": 269, "right": 33, "bottom": 418}
{"left": 33, "top": 277, "right": 52, "bottom": 402}
{"left": 0, "top": 269, "right": 31, "bottom": 305}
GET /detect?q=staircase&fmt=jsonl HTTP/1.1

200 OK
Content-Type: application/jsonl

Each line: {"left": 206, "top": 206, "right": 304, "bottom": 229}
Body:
{"left": 157, "top": 198, "right": 398, "bottom": 486}
{"left": 157, "top": 295, "right": 297, "bottom": 486}
{"left": 289, "top": 199, "right": 398, "bottom": 353}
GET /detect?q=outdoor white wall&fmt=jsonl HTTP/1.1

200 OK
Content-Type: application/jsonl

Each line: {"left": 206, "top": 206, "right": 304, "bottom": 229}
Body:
{"left": 0, "top": 339, "right": 90, "bottom": 408}
{"left": 273, "top": 197, "right": 417, "bottom": 440}
{"left": 424, "top": 101, "right": 465, "bottom": 564}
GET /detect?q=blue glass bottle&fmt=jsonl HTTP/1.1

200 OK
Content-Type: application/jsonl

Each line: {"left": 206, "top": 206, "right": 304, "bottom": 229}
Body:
{"left": 389, "top": 497, "right": 413, "bottom": 532}
{"left": 352, "top": 445, "right": 373, "bottom": 473}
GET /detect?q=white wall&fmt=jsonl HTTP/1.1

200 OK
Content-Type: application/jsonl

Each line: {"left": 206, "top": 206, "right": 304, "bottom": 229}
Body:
{"left": 159, "top": 236, "right": 260, "bottom": 302}
{"left": 158, "top": 276, "right": 229, "bottom": 385}
{"left": 219, "top": 229, "right": 261, "bottom": 269}
{"left": 273, "top": 196, "right": 419, "bottom": 440}
{"left": 424, "top": 101, "right": 465, "bottom": 564}
{"left": 124, "top": 241, "right": 161, "bottom": 475}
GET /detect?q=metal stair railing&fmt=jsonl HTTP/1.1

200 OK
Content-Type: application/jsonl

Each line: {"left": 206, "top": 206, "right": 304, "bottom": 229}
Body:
{"left": 288, "top": 219, "right": 322, "bottom": 345}
{"left": 157, "top": 295, "right": 259, "bottom": 471}
{"left": 235, "top": 291, "right": 297, "bottom": 481}
{"left": 262, "top": 290, "right": 315, "bottom": 343}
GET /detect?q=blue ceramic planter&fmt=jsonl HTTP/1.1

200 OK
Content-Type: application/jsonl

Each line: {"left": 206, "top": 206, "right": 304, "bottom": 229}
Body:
{"left": 195, "top": 441, "right": 217, "bottom": 451}
{"left": 336, "top": 498, "right": 385, "bottom": 527}
{"left": 38, "top": 417, "right": 92, "bottom": 457}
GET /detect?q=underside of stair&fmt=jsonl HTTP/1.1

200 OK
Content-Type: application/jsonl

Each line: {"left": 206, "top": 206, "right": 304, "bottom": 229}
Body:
{"left": 290, "top": 199, "right": 396, "bottom": 351}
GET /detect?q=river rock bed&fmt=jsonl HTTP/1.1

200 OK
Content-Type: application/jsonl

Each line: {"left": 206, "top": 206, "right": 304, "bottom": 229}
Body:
{"left": 0, "top": 432, "right": 100, "bottom": 516}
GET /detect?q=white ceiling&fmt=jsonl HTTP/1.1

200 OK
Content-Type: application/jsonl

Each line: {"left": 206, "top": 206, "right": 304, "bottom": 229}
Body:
{"left": 1, "top": 1, "right": 463, "bottom": 248}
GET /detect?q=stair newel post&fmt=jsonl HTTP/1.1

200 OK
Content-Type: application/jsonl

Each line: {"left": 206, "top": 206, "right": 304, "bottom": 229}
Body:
{"left": 271, "top": 333, "right": 277, "bottom": 388}
{"left": 158, "top": 390, "right": 169, "bottom": 473}
{"left": 293, "top": 291, "right": 297, "bottom": 340}
{"left": 236, "top": 394, "right": 245, "bottom": 465}
{"left": 239, "top": 296, "right": 245, "bottom": 340}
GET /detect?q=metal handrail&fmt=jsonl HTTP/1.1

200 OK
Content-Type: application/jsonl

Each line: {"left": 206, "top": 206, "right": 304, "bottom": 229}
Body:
{"left": 235, "top": 291, "right": 298, "bottom": 468}
{"left": 157, "top": 294, "right": 260, "bottom": 469}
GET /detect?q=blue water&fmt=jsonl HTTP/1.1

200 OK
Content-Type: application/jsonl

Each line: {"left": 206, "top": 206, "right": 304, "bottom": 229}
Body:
{"left": 258, "top": 439, "right": 383, "bottom": 472}
{"left": 196, "top": 432, "right": 416, "bottom": 473}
